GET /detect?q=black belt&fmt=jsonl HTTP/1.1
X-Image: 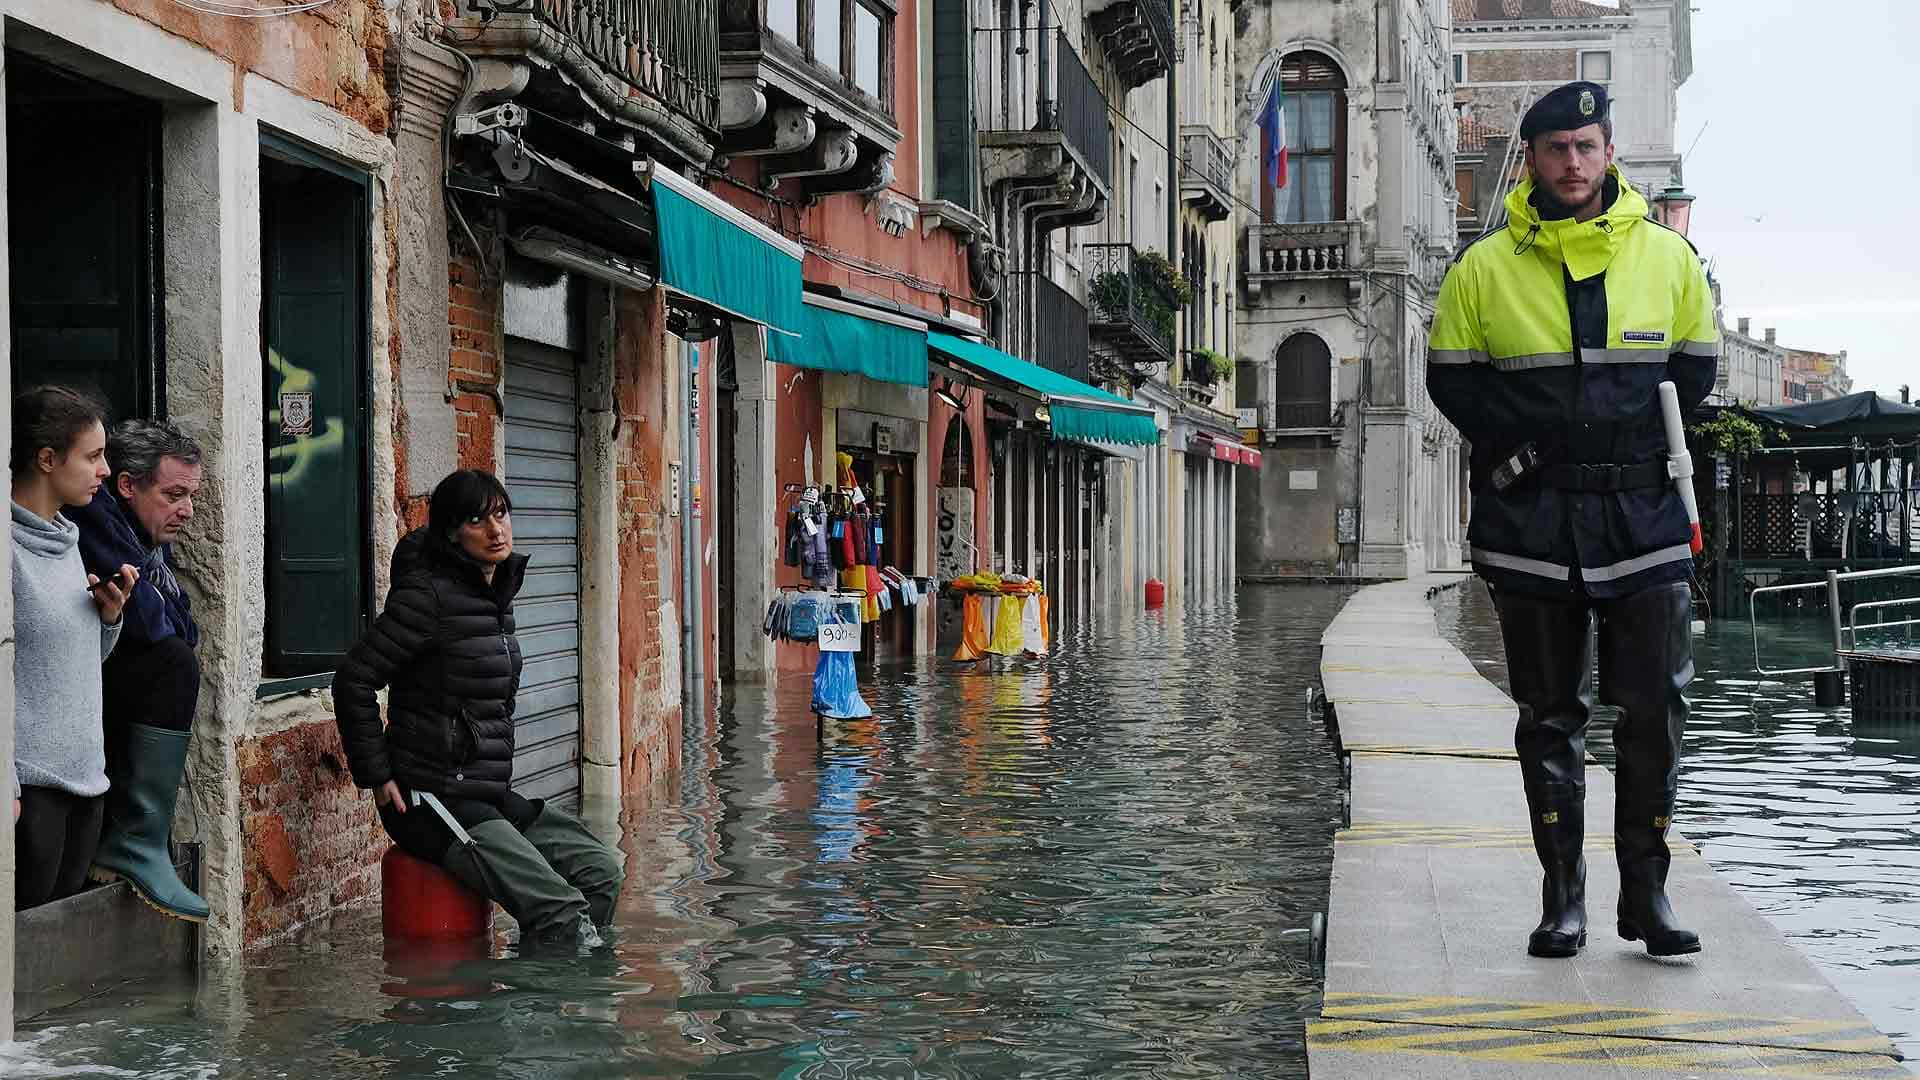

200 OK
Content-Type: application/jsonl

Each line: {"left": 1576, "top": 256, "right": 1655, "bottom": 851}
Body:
{"left": 1541, "top": 461, "right": 1667, "bottom": 492}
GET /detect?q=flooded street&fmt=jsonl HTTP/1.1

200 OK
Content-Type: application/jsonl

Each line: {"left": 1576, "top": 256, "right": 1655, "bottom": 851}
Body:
{"left": 1434, "top": 579, "right": 1920, "bottom": 1061}
{"left": 11, "top": 587, "right": 1350, "bottom": 1079}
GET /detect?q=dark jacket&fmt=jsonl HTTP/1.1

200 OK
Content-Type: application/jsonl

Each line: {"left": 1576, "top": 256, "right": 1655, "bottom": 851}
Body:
{"left": 333, "top": 529, "right": 529, "bottom": 802}
{"left": 68, "top": 488, "right": 199, "bottom": 649}
{"left": 1426, "top": 169, "right": 1719, "bottom": 598}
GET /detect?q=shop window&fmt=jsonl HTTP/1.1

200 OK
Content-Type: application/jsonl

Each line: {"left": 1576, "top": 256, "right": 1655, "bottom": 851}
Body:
{"left": 260, "top": 137, "right": 372, "bottom": 681}
{"left": 1267, "top": 51, "right": 1347, "bottom": 224}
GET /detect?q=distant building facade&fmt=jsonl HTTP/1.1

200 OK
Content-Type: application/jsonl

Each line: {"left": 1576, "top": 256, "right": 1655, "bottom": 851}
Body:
{"left": 1785, "top": 347, "right": 1853, "bottom": 403}
{"left": 1234, "top": 0, "right": 1464, "bottom": 579}
{"left": 1452, "top": 0, "right": 1694, "bottom": 196}
{"left": 1713, "top": 317, "right": 1787, "bottom": 408}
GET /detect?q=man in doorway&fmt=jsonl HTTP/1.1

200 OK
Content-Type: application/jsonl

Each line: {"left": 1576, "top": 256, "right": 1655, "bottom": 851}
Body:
{"left": 1425, "top": 82, "right": 1718, "bottom": 959}
{"left": 70, "top": 419, "right": 210, "bottom": 922}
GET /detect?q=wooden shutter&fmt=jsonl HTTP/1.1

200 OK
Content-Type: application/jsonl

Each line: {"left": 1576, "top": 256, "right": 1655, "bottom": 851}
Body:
{"left": 262, "top": 142, "right": 370, "bottom": 677}
{"left": 931, "top": 0, "right": 977, "bottom": 208}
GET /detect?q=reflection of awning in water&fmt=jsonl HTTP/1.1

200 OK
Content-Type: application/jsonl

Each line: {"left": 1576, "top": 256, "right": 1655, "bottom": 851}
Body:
{"left": 927, "top": 332, "right": 1159, "bottom": 447}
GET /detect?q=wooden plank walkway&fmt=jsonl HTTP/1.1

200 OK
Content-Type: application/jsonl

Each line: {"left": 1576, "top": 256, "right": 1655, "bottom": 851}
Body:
{"left": 1311, "top": 575, "right": 1912, "bottom": 1079}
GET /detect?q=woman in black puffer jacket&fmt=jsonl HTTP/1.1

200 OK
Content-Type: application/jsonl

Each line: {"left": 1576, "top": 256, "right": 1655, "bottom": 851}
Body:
{"left": 334, "top": 470, "right": 622, "bottom": 946}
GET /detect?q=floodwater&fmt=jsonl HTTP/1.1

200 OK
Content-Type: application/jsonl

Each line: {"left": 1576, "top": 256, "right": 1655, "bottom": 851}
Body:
{"left": 8, "top": 586, "right": 1352, "bottom": 1079}
{"left": 1433, "top": 579, "right": 1920, "bottom": 1061}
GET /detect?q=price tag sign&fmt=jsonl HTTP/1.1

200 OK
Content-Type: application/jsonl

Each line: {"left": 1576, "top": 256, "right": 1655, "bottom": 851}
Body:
{"left": 818, "top": 620, "right": 861, "bottom": 652}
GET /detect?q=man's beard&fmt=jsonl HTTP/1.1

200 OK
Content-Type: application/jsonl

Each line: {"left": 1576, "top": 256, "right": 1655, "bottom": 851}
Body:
{"left": 1535, "top": 176, "right": 1604, "bottom": 219}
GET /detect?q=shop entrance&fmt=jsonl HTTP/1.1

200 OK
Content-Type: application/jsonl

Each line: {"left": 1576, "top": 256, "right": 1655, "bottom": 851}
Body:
{"left": 6, "top": 53, "right": 162, "bottom": 419}
{"left": 845, "top": 447, "right": 916, "bottom": 658}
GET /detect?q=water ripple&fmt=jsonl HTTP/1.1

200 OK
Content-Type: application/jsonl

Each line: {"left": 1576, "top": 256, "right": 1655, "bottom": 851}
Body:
{"left": 17, "top": 588, "right": 1352, "bottom": 1078}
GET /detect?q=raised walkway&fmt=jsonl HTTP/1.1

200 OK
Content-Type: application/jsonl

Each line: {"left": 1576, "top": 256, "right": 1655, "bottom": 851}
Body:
{"left": 1311, "top": 575, "right": 1911, "bottom": 1079}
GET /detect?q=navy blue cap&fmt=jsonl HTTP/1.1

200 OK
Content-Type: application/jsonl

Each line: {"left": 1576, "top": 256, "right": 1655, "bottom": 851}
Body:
{"left": 1519, "top": 81, "right": 1610, "bottom": 142}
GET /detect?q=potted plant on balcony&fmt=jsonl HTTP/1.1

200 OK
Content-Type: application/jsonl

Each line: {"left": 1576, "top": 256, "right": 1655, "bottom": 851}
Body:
{"left": 1089, "top": 250, "right": 1193, "bottom": 349}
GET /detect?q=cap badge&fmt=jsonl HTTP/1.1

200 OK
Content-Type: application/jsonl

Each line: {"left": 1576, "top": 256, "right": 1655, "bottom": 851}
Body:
{"left": 1579, "top": 89, "right": 1596, "bottom": 116}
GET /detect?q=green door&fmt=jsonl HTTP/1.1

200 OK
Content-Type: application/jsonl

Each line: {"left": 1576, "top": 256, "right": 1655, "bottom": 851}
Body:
{"left": 262, "top": 147, "right": 369, "bottom": 677}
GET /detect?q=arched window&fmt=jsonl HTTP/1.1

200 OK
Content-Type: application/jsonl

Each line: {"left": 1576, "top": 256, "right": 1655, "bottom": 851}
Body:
{"left": 1265, "top": 51, "right": 1347, "bottom": 224}
{"left": 1274, "top": 332, "right": 1333, "bottom": 429}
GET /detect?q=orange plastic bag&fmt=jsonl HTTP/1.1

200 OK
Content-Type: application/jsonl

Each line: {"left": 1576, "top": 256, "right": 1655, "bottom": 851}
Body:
{"left": 954, "top": 593, "right": 990, "bottom": 661}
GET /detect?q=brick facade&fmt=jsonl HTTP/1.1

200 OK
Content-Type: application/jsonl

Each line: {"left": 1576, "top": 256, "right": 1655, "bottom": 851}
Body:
{"left": 236, "top": 710, "right": 383, "bottom": 944}
{"left": 1464, "top": 47, "right": 1576, "bottom": 84}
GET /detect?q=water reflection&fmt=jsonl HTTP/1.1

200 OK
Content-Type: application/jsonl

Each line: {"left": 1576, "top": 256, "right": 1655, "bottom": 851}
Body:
{"left": 15, "top": 587, "right": 1351, "bottom": 1079}
{"left": 1433, "top": 579, "right": 1920, "bottom": 1060}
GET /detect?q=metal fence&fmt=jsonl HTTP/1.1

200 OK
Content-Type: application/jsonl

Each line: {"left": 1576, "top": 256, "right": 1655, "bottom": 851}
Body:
{"left": 980, "top": 27, "right": 1112, "bottom": 190}
{"left": 536, "top": 0, "right": 720, "bottom": 131}
{"left": 1083, "top": 242, "right": 1174, "bottom": 359}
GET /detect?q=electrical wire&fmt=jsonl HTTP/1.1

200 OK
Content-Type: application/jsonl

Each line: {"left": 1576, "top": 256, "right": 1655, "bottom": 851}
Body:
{"left": 168, "top": 0, "right": 339, "bottom": 15}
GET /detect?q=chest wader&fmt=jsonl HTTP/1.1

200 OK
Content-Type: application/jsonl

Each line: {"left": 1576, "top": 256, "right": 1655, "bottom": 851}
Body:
{"left": 1495, "top": 579, "right": 1700, "bottom": 958}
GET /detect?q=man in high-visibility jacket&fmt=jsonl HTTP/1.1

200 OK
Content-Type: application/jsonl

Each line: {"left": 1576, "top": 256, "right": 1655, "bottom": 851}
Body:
{"left": 1427, "top": 81, "right": 1717, "bottom": 960}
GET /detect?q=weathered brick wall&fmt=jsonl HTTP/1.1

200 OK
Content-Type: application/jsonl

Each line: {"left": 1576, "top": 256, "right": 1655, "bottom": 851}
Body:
{"left": 1463, "top": 48, "right": 1576, "bottom": 84}
{"left": 110, "top": 0, "right": 391, "bottom": 133}
{"left": 449, "top": 248, "right": 505, "bottom": 474}
{"left": 236, "top": 704, "right": 383, "bottom": 945}
{"left": 613, "top": 290, "right": 683, "bottom": 795}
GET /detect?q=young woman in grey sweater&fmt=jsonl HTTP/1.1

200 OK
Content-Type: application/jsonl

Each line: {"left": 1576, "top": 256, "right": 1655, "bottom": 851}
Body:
{"left": 11, "top": 387, "right": 138, "bottom": 909}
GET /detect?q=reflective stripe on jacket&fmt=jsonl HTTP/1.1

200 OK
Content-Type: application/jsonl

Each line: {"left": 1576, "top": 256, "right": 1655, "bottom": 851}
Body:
{"left": 1426, "top": 166, "right": 1719, "bottom": 598}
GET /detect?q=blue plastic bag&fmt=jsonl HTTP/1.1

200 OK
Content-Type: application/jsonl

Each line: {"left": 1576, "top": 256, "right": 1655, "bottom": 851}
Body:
{"left": 812, "top": 650, "right": 871, "bottom": 719}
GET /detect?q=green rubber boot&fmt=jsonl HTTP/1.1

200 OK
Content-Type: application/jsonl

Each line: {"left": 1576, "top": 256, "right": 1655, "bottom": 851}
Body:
{"left": 89, "top": 723, "right": 209, "bottom": 923}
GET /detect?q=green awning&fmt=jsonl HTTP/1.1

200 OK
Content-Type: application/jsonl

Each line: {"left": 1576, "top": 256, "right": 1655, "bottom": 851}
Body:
{"left": 648, "top": 164, "right": 804, "bottom": 333}
{"left": 768, "top": 295, "right": 928, "bottom": 387}
{"left": 927, "top": 332, "right": 1160, "bottom": 446}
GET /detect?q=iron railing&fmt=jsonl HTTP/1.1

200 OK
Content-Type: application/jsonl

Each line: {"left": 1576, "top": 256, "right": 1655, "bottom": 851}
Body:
{"left": 1084, "top": 242, "right": 1175, "bottom": 360}
{"left": 1035, "top": 274, "right": 1091, "bottom": 383}
{"left": 1179, "top": 125, "right": 1232, "bottom": 211}
{"left": 980, "top": 28, "right": 1112, "bottom": 190}
{"left": 532, "top": 0, "right": 720, "bottom": 131}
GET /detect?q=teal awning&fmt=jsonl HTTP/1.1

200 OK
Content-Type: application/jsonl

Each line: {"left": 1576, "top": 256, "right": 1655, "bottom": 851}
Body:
{"left": 768, "top": 295, "right": 928, "bottom": 387}
{"left": 648, "top": 164, "right": 804, "bottom": 333}
{"left": 927, "top": 332, "right": 1160, "bottom": 446}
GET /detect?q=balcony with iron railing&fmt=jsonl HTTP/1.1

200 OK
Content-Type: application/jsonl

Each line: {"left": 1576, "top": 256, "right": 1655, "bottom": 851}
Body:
{"left": 1084, "top": 243, "right": 1178, "bottom": 366}
{"left": 446, "top": 0, "right": 721, "bottom": 164}
{"left": 1179, "top": 125, "right": 1232, "bottom": 222}
{"left": 1035, "top": 274, "right": 1092, "bottom": 383}
{"left": 1087, "top": 0, "right": 1174, "bottom": 90}
{"left": 1246, "top": 220, "right": 1363, "bottom": 279}
{"left": 1175, "top": 123, "right": 1236, "bottom": 220}
{"left": 980, "top": 28, "right": 1112, "bottom": 197}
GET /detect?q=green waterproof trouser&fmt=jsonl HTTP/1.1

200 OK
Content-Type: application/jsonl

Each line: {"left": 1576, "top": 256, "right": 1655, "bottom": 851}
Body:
{"left": 436, "top": 805, "right": 625, "bottom": 937}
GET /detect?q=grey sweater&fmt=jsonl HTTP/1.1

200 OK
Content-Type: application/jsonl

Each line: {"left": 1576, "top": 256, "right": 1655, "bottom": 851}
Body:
{"left": 11, "top": 502, "right": 120, "bottom": 799}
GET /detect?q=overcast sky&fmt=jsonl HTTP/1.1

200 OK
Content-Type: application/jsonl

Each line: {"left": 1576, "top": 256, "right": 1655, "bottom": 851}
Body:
{"left": 1674, "top": 0, "right": 1917, "bottom": 398}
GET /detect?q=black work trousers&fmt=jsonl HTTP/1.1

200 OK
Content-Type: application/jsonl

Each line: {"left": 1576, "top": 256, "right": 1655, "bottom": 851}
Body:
{"left": 102, "top": 636, "right": 199, "bottom": 734}
{"left": 16, "top": 785, "right": 105, "bottom": 909}
{"left": 1493, "top": 580, "right": 1694, "bottom": 819}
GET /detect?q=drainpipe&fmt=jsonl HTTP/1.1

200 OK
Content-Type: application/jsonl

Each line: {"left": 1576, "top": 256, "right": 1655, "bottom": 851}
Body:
{"left": 682, "top": 340, "right": 705, "bottom": 721}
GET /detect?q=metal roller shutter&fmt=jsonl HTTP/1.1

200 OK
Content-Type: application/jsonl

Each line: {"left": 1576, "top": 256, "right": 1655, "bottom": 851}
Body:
{"left": 504, "top": 339, "right": 582, "bottom": 804}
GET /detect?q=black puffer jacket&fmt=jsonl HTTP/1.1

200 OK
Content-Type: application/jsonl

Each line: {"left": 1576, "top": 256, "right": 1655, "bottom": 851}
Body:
{"left": 334, "top": 529, "right": 529, "bottom": 802}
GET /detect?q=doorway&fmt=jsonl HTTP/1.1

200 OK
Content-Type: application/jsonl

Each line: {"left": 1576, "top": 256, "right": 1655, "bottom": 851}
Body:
{"left": 6, "top": 53, "right": 163, "bottom": 420}
{"left": 846, "top": 448, "right": 917, "bottom": 658}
